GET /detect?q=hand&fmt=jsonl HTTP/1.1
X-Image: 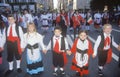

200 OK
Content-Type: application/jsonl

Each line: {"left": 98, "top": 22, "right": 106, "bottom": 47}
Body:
{"left": 43, "top": 50, "right": 47, "bottom": 54}
{"left": 61, "top": 50, "right": 65, "bottom": 52}
{"left": 66, "top": 50, "right": 72, "bottom": 55}
{"left": 0, "top": 47, "right": 4, "bottom": 52}
{"left": 92, "top": 54, "right": 96, "bottom": 58}
{"left": 21, "top": 48, "right": 25, "bottom": 52}
{"left": 117, "top": 45, "right": 120, "bottom": 51}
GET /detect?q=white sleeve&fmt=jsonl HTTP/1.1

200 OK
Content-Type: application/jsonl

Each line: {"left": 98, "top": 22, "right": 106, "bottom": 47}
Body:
{"left": 23, "top": 34, "right": 27, "bottom": 48}
{"left": 112, "top": 36, "right": 118, "bottom": 48}
{"left": 39, "top": 34, "right": 46, "bottom": 50}
{"left": 19, "top": 26, "right": 24, "bottom": 48}
{"left": 1, "top": 28, "right": 6, "bottom": 48}
{"left": 46, "top": 40, "right": 51, "bottom": 51}
{"left": 64, "top": 37, "right": 69, "bottom": 50}
{"left": 93, "top": 35, "right": 101, "bottom": 56}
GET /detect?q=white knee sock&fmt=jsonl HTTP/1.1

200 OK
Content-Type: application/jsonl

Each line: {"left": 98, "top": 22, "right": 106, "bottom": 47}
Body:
{"left": 9, "top": 61, "right": 13, "bottom": 70}
{"left": 60, "top": 67, "right": 64, "bottom": 71}
{"left": 54, "top": 67, "right": 58, "bottom": 72}
{"left": 16, "top": 60, "right": 21, "bottom": 69}
{"left": 98, "top": 66, "right": 103, "bottom": 70}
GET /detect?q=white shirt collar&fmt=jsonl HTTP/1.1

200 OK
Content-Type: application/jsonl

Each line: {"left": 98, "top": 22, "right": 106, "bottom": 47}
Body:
{"left": 53, "top": 35, "right": 62, "bottom": 39}
{"left": 104, "top": 33, "right": 111, "bottom": 38}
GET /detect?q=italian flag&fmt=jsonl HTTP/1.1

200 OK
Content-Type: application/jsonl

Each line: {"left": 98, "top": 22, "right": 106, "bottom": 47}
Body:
{"left": 87, "top": 17, "right": 93, "bottom": 25}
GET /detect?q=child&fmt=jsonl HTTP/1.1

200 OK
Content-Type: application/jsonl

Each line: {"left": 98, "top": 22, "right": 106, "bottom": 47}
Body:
{"left": 69, "top": 30, "right": 93, "bottom": 77}
{"left": 93, "top": 24, "right": 120, "bottom": 76}
{"left": 47, "top": 26, "right": 69, "bottom": 76}
{"left": 23, "top": 22, "right": 46, "bottom": 75}
{"left": 72, "top": 10, "right": 84, "bottom": 40}
{"left": 0, "top": 15, "right": 6, "bottom": 64}
{"left": 5, "top": 14, "right": 24, "bottom": 75}
{"left": 56, "top": 9, "right": 69, "bottom": 37}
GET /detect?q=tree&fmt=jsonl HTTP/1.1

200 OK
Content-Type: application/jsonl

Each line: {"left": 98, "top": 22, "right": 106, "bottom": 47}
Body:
{"left": 90, "top": 0, "right": 120, "bottom": 11}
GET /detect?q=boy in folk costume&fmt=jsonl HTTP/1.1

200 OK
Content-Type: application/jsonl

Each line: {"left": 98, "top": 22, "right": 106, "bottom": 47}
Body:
{"left": 23, "top": 22, "right": 47, "bottom": 75}
{"left": 0, "top": 15, "right": 6, "bottom": 64}
{"left": 72, "top": 10, "right": 84, "bottom": 40}
{"left": 5, "top": 14, "right": 24, "bottom": 76}
{"left": 47, "top": 26, "right": 69, "bottom": 76}
{"left": 93, "top": 24, "right": 120, "bottom": 76}
{"left": 68, "top": 30, "right": 93, "bottom": 77}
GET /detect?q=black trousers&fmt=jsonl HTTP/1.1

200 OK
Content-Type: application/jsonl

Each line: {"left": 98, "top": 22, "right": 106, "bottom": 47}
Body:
{"left": 7, "top": 41, "right": 21, "bottom": 62}
{"left": 53, "top": 51, "right": 64, "bottom": 67}
{"left": 0, "top": 51, "right": 2, "bottom": 58}
{"left": 61, "top": 25, "right": 67, "bottom": 37}
{"left": 74, "top": 26, "right": 79, "bottom": 40}
{"left": 98, "top": 50, "right": 108, "bottom": 66}
{"left": 52, "top": 20, "right": 56, "bottom": 27}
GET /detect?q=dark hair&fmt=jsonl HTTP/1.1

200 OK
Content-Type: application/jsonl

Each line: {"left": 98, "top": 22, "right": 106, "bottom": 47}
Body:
{"left": 54, "top": 26, "right": 62, "bottom": 31}
{"left": 78, "top": 30, "right": 88, "bottom": 35}
{"left": 7, "top": 14, "right": 14, "bottom": 18}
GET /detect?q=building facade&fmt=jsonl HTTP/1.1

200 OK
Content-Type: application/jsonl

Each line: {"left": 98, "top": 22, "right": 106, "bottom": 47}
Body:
{"left": 0, "top": 0, "right": 53, "bottom": 13}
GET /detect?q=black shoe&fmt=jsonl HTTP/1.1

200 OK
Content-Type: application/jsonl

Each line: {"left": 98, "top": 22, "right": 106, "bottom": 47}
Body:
{"left": 53, "top": 70, "right": 57, "bottom": 76}
{"left": 60, "top": 70, "right": 65, "bottom": 75}
{"left": 17, "top": 68, "right": 22, "bottom": 73}
{"left": 98, "top": 69, "right": 103, "bottom": 76}
{"left": 76, "top": 72, "right": 80, "bottom": 76}
{"left": 4, "top": 70, "right": 13, "bottom": 77}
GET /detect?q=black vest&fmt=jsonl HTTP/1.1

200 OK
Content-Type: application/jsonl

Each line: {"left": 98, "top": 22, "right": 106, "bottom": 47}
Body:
{"left": 51, "top": 36, "right": 65, "bottom": 51}
{"left": 6, "top": 25, "right": 20, "bottom": 39}
{"left": 98, "top": 33, "right": 112, "bottom": 51}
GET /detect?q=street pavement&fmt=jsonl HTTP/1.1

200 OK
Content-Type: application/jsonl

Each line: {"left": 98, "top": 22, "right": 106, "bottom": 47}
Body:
{"left": 0, "top": 23, "right": 120, "bottom": 77}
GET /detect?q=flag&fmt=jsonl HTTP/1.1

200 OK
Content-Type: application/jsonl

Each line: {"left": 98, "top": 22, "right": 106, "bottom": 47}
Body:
{"left": 87, "top": 17, "right": 93, "bottom": 25}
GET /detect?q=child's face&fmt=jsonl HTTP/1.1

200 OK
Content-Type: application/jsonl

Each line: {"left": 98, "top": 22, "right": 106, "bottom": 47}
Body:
{"left": 8, "top": 17, "right": 15, "bottom": 25}
{"left": 28, "top": 25, "right": 35, "bottom": 33}
{"left": 103, "top": 26, "right": 112, "bottom": 35}
{"left": 78, "top": 32, "right": 87, "bottom": 40}
{"left": 54, "top": 29, "right": 61, "bottom": 37}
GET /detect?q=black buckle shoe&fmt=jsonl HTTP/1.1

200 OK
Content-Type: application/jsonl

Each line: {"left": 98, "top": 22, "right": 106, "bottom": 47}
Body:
{"left": 60, "top": 70, "right": 65, "bottom": 75}
{"left": 76, "top": 72, "right": 80, "bottom": 76}
{"left": 53, "top": 70, "right": 57, "bottom": 76}
{"left": 98, "top": 69, "right": 103, "bottom": 76}
{"left": 4, "top": 70, "right": 13, "bottom": 77}
{"left": 17, "top": 68, "right": 22, "bottom": 73}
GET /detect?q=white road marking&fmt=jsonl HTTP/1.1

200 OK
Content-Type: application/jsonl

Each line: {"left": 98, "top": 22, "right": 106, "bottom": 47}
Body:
{"left": 112, "top": 29, "right": 120, "bottom": 33}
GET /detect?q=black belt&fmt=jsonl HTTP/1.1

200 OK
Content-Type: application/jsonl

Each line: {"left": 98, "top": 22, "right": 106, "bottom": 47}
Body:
{"left": 27, "top": 43, "right": 39, "bottom": 55}
{"left": 77, "top": 48, "right": 88, "bottom": 60}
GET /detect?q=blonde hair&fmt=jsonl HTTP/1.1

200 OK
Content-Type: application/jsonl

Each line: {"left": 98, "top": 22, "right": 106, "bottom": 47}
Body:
{"left": 26, "top": 22, "right": 37, "bottom": 38}
{"left": 103, "top": 24, "right": 112, "bottom": 30}
{"left": 27, "top": 22, "right": 37, "bottom": 33}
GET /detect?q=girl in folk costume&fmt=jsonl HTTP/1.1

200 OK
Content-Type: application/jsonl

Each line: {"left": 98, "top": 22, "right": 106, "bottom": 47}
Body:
{"left": 93, "top": 24, "right": 120, "bottom": 76}
{"left": 86, "top": 10, "right": 93, "bottom": 31}
{"left": 47, "top": 26, "right": 69, "bottom": 76}
{"left": 94, "top": 10, "right": 102, "bottom": 31}
{"left": 0, "top": 15, "right": 6, "bottom": 64}
{"left": 5, "top": 14, "right": 24, "bottom": 76}
{"left": 56, "top": 9, "right": 69, "bottom": 37}
{"left": 72, "top": 10, "right": 84, "bottom": 40}
{"left": 70, "top": 30, "right": 93, "bottom": 77}
{"left": 23, "top": 22, "right": 46, "bottom": 75}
